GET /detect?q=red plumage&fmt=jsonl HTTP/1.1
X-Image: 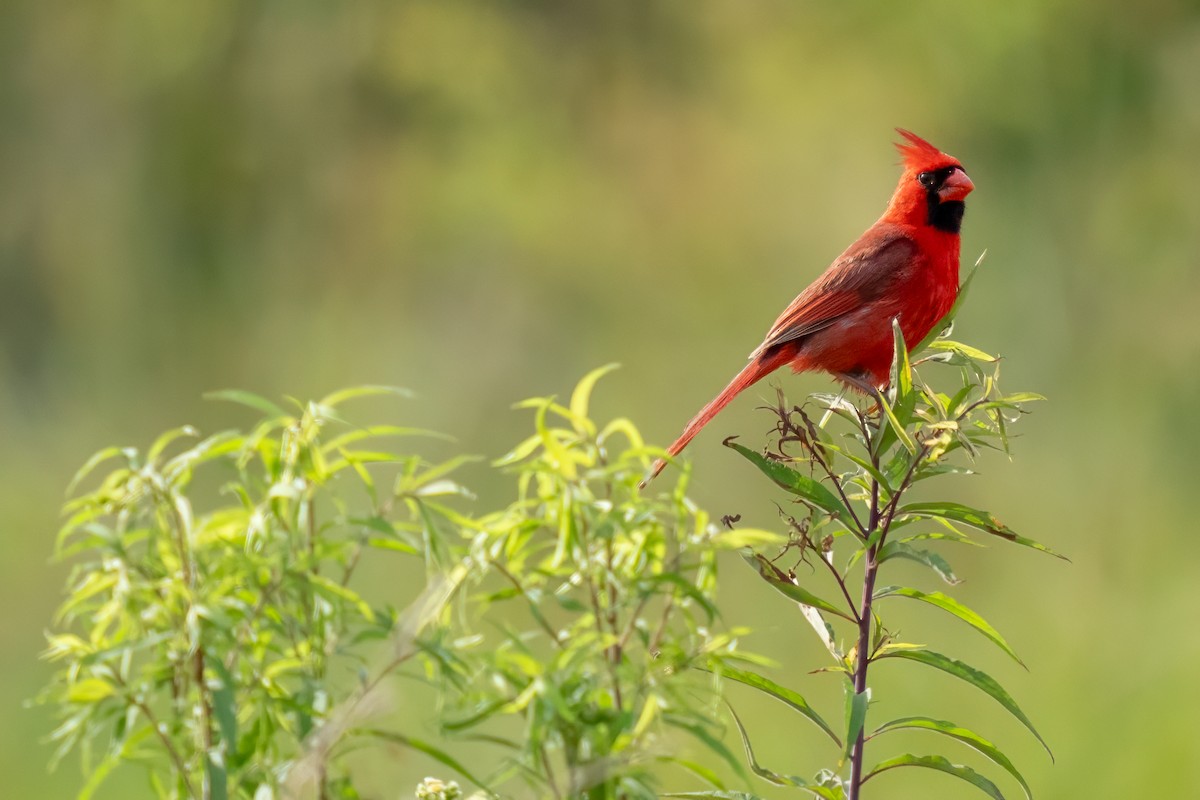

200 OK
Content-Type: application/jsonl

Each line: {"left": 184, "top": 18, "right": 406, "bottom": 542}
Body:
{"left": 642, "top": 130, "right": 974, "bottom": 487}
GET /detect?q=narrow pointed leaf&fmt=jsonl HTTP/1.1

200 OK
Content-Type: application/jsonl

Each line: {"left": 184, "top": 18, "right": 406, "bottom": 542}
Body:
{"left": 66, "top": 446, "right": 130, "bottom": 495}
{"left": 872, "top": 716, "right": 1031, "bottom": 799}
{"left": 925, "top": 340, "right": 999, "bottom": 362}
{"left": 899, "top": 502, "right": 1068, "bottom": 560}
{"left": 743, "top": 552, "right": 855, "bottom": 622}
{"left": 875, "top": 586, "right": 1024, "bottom": 667}
{"left": 888, "top": 320, "right": 917, "bottom": 431}
{"left": 877, "top": 541, "right": 960, "bottom": 584}
{"left": 665, "top": 715, "right": 752, "bottom": 785}
{"left": 147, "top": 425, "right": 200, "bottom": 464}
{"left": 208, "top": 657, "right": 238, "bottom": 749}
{"left": 707, "top": 659, "right": 840, "bottom": 746}
{"left": 569, "top": 363, "right": 620, "bottom": 429}
{"left": 876, "top": 395, "right": 917, "bottom": 455}
{"left": 657, "top": 756, "right": 727, "bottom": 790}
{"left": 726, "top": 703, "right": 815, "bottom": 788}
{"left": 843, "top": 687, "right": 870, "bottom": 760}
{"left": 662, "top": 793, "right": 767, "bottom": 800}
{"left": 319, "top": 385, "right": 413, "bottom": 407}
{"left": 879, "top": 650, "right": 1052, "bottom": 758}
{"left": 725, "top": 441, "right": 853, "bottom": 527}
{"left": 864, "top": 753, "right": 1004, "bottom": 799}
{"left": 913, "top": 250, "right": 986, "bottom": 355}
{"left": 204, "top": 389, "right": 290, "bottom": 419}
{"left": 357, "top": 729, "right": 491, "bottom": 790}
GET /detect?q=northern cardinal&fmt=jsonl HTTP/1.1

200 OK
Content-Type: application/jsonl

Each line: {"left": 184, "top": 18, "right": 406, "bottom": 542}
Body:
{"left": 642, "top": 130, "right": 973, "bottom": 487}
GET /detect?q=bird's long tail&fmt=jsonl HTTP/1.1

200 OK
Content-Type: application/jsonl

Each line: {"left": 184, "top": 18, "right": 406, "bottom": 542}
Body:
{"left": 641, "top": 348, "right": 793, "bottom": 488}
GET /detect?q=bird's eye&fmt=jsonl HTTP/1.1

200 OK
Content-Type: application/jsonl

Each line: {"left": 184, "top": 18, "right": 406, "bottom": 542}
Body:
{"left": 917, "top": 171, "right": 936, "bottom": 188}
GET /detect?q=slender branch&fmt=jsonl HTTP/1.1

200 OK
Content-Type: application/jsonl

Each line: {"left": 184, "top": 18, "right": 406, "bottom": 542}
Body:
{"left": 491, "top": 562, "right": 565, "bottom": 649}
{"left": 605, "top": 538, "right": 622, "bottom": 665}
{"left": 847, "top": 549, "right": 879, "bottom": 800}
{"left": 584, "top": 566, "right": 624, "bottom": 710}
{"left": 848, "top": 407, "right": 886, "bottom": 800}
{"left": 131, "top": 695, "right": 199, "bottom": 798}
{"left": 193, "top": 646, "right": 214, "bottom": 800}
{"left": 815, "top": 451, "right": 868, "bottom": 539}
{"left": 647, "top": 594, "right": 675, "bottom": 655}
{"left": 777, "top": 396, "right": 869, "bottom": 538}
{"left": 819, "top": 549, "right": 862, "bottom": 624}
{"left": 541, "top": 745, "right": 564, "bottom": 800}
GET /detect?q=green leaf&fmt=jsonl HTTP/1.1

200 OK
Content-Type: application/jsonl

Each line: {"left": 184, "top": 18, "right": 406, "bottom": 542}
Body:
{"left": 877, "top": 541, "right": 960, "bottom": 585}
{"left": 725, "top": 441, "right": 853, "bottom": 527}
{"left": 319, "top": 385, "right": 414, "bottom": 407}
{"left": 913, "top": 250, "right": 986, "bottom": 355}
{"left": 743, "top": 552, "right": 855, "bottom": 622}
{"left": 356, "top": 729, "right": 492, "bottom": 791}
{"left": 569, "top": 363, "right": 620, "bottom": 432}
{"left": 998, "top": 392, "right": 1046, "bottom": 404}
{"left": 66, "top": 446, "right": 132, "bottom": 495}
{"left": 876, "top": 393, "right": 917, "bottom": 455}
{"left": 726, "top": 703, "right": 815, "bottom": 788}
{"left": 898, "top": 502, "right": 1068, "bottom": 560}
{"left": 706, "top": 660, "right": 840, "bottom": 746}
{"left": 665, "top": 715, "right": 752, "bottom": 786}
{"left": 77, "top": 750, "right": 121, "bottom": 800}
{"left": 879, "top": 650, "right": 1052, "bottom": 758}
{"left": 208, "top": 756, "right": 228, "bottom": 800}
{"left": 67, "top": 679, "right": 115, "bottom": 704}
{"left": 308, "top": 574, "right": 376, "bottom": 623}
{"left": 714, "top": 527, "right": 788, "bottom": 549}
{"left": 147, "top": 425, "right": 200, "bottom": 464}
{"left": 872, "top": 716, "right": 1031, "bottom": 799}
{"left": 843, "top": 686, "right": 870, "bottom": 760}
{"left": 887, "top": 319, "right": 918, "bottom": 434}
{"left": 204, "top": 389, "right": 290, "bottom": 419}
{"left": 649, "top": 573, "right": 719, "bottom": 623}
{"left": 865, "top": 753, "right": 1004, "bottom": 799}
{"left": 366, "top": 537, "right": 419, "bottom": 555}
{"left": 208, "top": 657, "right": 238, "bottom": 751}
{"left": 661, "top": 793, "right": 767, "bottom": 800}
{"left": 875, "top": 586, "right": 1024, "bottom": 667}
{"left": 925, "top": 340, "right": 998, "bottom": 363}
{"left": 657, "top": 756, "right": 727, "bottom": 790}
{"left": 321, "top": 426, "right": 453, "bottom": 454}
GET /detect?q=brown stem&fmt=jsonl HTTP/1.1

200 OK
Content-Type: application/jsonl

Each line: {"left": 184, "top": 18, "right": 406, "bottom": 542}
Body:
{"left": 193, "top": 647, "right": 214, "bottom": 800}
{"left": 131, "top": 694, "right": 199, "bottom": 798}
{"left": 847, "top": 548, "right": 879, "bottom": 800}
{"left": 848, "top": 409, "right": 885, "bottom": 800}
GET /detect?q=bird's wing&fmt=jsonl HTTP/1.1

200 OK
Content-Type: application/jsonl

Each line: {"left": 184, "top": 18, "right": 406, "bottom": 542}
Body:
{"left": 751, "top": 231, "right": 918, "bottom": 357}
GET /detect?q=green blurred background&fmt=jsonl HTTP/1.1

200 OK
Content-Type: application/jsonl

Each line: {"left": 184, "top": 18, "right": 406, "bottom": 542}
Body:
{"left": 4, "top": 1, "right": 1199, "bottom": 797}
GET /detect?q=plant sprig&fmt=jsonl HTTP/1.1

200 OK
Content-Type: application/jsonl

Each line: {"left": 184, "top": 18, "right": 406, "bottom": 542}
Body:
{"left": 711, "top": 307, "right": 1062, "bottom": 799}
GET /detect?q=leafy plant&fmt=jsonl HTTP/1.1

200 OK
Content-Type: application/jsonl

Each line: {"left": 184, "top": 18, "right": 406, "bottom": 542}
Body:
{"left": 40, "top": 371, "right": 775, "bottom": 800}
{"left": 39, "top": 387, "right": 477, "bottom": 799}
{"left": 424, "top": 365, "right": 778, "bottom": 799}
{"left": 698, "top": 308, "right": 1064, "bottom": 799}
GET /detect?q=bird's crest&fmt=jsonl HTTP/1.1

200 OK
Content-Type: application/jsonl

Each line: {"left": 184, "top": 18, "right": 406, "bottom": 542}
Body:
{"left": 894, "top": 128, "right": 946, "bottom": 170}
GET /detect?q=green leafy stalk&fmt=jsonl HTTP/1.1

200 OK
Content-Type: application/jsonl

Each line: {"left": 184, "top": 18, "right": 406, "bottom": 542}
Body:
{"left": 723, "top": 287, "right": 1060, "bottom": 799}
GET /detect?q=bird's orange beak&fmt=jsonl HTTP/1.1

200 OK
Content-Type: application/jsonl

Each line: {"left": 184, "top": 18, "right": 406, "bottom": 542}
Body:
{"left": 938, "top": 170, "right": 974, "bottom": 202}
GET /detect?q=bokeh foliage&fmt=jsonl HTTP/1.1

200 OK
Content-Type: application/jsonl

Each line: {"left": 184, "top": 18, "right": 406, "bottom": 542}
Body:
{"left": 6, "top": 1, "right": 1200, "bottom": 798}
{"left": 41, "top": 372, "right": 779, "bottom": 799}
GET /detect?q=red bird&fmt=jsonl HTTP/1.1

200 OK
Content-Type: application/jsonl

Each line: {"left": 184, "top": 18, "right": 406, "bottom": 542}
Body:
{"left": 643, "top": 130, "right": 973, "bottom": 486}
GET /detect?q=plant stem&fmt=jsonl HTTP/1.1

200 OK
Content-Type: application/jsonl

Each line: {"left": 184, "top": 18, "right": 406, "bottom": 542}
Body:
{"left": 847, "top": 547, "right": 879, "bottom": 800}
{"left": 849, "top": 408, "right": 885, "bottom": 800}
{"left": 194, "top": 646, "right": 214, "bottom": 800}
